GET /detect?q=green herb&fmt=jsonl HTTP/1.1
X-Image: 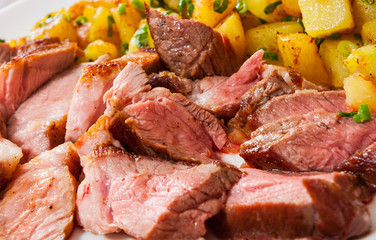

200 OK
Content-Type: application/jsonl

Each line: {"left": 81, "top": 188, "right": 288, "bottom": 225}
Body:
{"left": 281, "top": 15, "right": 292, "bottom": 21}
{"left": 120, "top": 42, "right": 129, "bottom": 55}
{"left": 75, "top": 16, "right": 88, "bottom": 26}
{"left": 64, "top": 13, "right": 71, "bottom": 21}
{"left": 178, "top": 0, "right": 194, "bottom": 17}
{"left": 132, "top": 0, "right": 145, "bottom": 12}
{"left": 234, "top": 0, "right": 248, "bottom": 14}
{"left": 259, "top": 18, "right": 267, "bottom": 24}
{"left": 107, "top": 15, "right": 115, "bottom": 37}
{"left": 337, "top": 40, "right": 358, "bottom": 57}
{"left": 150, "top": 0, "right": 164, "bottom": 8}
{"left": 214, "top": 0, "right": 229, "bottom": 14}
{"left": 353, "top": 105, "right": 372, "bottom": 123}
{"left": 165, "top": 10, "right": 174, "bottom": 15}
{"left": 263, "top": 51, "right": 278, "bottom": 61}
{"left": 135, "top": 24, "right": 149, "bottom": 48}
{"left": 297, "top": 18, "right": 305, "bottom": 31}
{"left": 314, "top": 38, "right": 324, "bottom": 47}
{"left": 178, "top": 0, "right": 187, "bottom": 14}
{"left": 361, "top": 0, "right": 375, "bottom": 4}
{"left": 354, "top": 33, "right": 363, "bottom": 45}
{"left": 264, "top": 1, "right": 282, "bottom": 15}
{"left": 0, "top": 39, "right": 5, "bottom": 43}
{"left": 118, "top": 3, "right": 126, "bottom": 15}
{"left": 326, "top": 33, "right": 341, "bottom": 40}
{"left": 339, "top": 112, "right": 357, "bottom": 117}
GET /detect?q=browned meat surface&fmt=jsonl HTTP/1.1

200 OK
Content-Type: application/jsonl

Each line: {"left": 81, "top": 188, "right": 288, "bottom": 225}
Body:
{"left": 0, "top": 142, "right": 80, "bottom": 240}
{"left": 7, "top": 63, "right": 88, "bottom": 163}
{"left": 0, "top": 39, "right": 77, "bottom": 119}
{"left": 146, "top": 6, "right": 239, "bottom": 79}
{"left": 208, "top": 168, "right": 370, "bottom": 239}
{"left": 0, "top": 137, "right": 23, "bottom": 188}
{"left": 148, "top": 71, "right": 193, "bottom": 94}
{"left": 0, "top": 43, "right": 13, "bottom": 64}
{"left": 240, "top": 112, "right": 376, "bottom": 172}
{"left": 0, "top": 112, "right": 5, "bottom": 138}
{"left": 65, "top": 49, "right": 162, "bottom": 142}
{"left": 246, "top": 90, "right": 346, "bottom": 131}
{"left": 188, "top": 50, "right": 264, "bottom": 118}
{"left": 338, "top": 141, "right": 376, "bottom": 192}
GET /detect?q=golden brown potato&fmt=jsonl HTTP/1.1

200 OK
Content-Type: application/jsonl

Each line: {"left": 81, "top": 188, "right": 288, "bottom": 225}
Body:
{"left": 361, "top": 19, "right": 376, "bottom": 45}
{"left": 343, "top": 73, "right": 376, "bottom": 112}
{"left": 246, "top": 0, "right": 287, "bottom": 23}
{"left": 128, "top": 19, "right": 154, "bottom": 53}
{"left": 344, "top": 44, "right": 376, "bottom": 83}
{"left": 192, "top": 0, "right": 237, "bottom": 27}
{"left": 81, "top": 39, "right": 119, "bottom": 62}
{"left": 352, "top": 0, "right": 376, "bottom": 33}
{"left": 282, "top": 0, "right": 300, "bottom": 17}
{"left": 111, "top": 3, "right": 142, "bottom": 45}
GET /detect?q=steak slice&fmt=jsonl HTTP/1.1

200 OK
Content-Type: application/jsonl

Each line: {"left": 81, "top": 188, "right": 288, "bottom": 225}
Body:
{"left": 240, "top": 112, "right": 376, "bottom": 172}
{"left": 7, "top": 63, "right": 88, "bottom": 163}
{"left": 188, "top": 50, "right": 264, "bottom": 118}
{"left": 0, "top": 138, "right": 23, "bottom": 188}
{"left": 148, "top": 71, "right": 193, "bottom": 94}
{"left": 338, "top": 141, "right": 376, "bottom": 192}
{"left": 208, "top": 168, "right": 370, "bottom": 239}
{"left": 65, "top": 49, "right": 162, "bottom": 142}
{"left": 146, "top": 6, "right": 239, "bottom": 79}
{"left": 0, "top": 142, "right": 80, "bottom": 240}
{"left": 246, "top": 90, "right": 346, "bottom": 131}
{"left": 0, "top": 39, "right": 77, "bottom": 119}
{"left": 76, "top": 143, "right": 241, "bottom": 239}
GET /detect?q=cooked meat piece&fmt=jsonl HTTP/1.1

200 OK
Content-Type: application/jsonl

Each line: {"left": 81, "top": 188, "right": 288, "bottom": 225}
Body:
{"left": 7, "top": 63, "right": 88, "bottom": 163}
{"left": 146, "top": 6, "right": 239, "bottom": 79}
{"left": 0, "top": 43, "right": 13, "bottom": 64}
{"left": 246, "top": 90, "right": 346, "bottom": 131}
{"left": 0, "top": 142, "right": 80, "bottom": 240}
{"left": 188, "top": 50, "right": 264, "bottom": 118}
{"left": 229, "top": 65, "right": 318, "bottom": 129}
{"left": 76, "top": 144, "right": 241, "bottom": 239}
{"left": 148, "top": 71, "right": 193, "bottom": 94}
{"left": 65, "top": 49, "right": 162, "bottom": 142}
{"left": 0, "top": 112, "right": 5, "bottom": 138}
{"left": 0, "top": 39, "right": 77, "bottom": 119}
{"left": 0, "top": 138, "right": 22, "bottom": 188}
{"left": 338, "top": 141, "right": 376, "bottom": 192}
{"left": 240, "top": 112, "right": 376, "bottom": 172}
{"left": 208, "top": 168, "right": 370, "bottom": 239}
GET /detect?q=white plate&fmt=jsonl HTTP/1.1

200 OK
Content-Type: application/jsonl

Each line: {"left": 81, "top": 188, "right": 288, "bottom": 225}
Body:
{"left": 0, "top": 1, "right": 375, "bottom": 239}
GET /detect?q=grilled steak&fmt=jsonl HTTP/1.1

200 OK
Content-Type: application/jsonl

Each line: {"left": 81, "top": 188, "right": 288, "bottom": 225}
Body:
{"left": 0, "top": 138, "right": 22, "bottom": 188}
{"left": 0, "top": 39, "right": 77, "bottom": 119}
{"left": 188, "top": 50, "right": 264, "bottom": 118}
{"left": 208, "top": 168, "right": 370, "bottom": 239}
{"left": 148, "top": 71, "right": 193, "bottom": 94}
{"left": 65, "top": 49, "right": 162, "bottom": 142}
{"left": 240, "top": 112, "right": 376, "bottom": 172}
{"left": 0, "top": 142, "right": 80, "bottom": 240}
{"left": 146, "top": 6, "right": 239, "bottom": 79}
{"left": 7, "top": 63, "right": 88, "bottom": 163}
{"left": 338, "top": 141, "right": 376, "bottom": 192}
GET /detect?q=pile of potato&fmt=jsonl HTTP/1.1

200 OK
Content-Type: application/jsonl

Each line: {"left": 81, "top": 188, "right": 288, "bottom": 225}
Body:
{"left": 10, "top": 0, "right": 376, "bottom": 112}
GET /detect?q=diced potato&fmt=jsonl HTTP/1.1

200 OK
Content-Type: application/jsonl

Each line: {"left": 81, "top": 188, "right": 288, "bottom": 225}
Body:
{"left": 361, "top": 19, "right": 376, "bottom": 45}
{"left": 246, "top": 0, "right": 287, "bottom": 23}
{"left": 216, "top": 12, "right": 247, "bottom": 62}
{"left": 352, "top": 0, "right": 376, "bottom": 33}
{"left": 83, "top": 5, "right": 97, "bottom": 22}
{"left": 299, "top": 0, "right": 354, "bottom": 38}
{"left": 241, "top": 12, "right": 263, "bottom": 31}
{"left": 277, "top": 33, "right": 329, "bottom": 85}
{"left": 29, "top": 9, "right": 77, "bottom": 42}
{"left": 192, "top": 0, "right": 237, "bottom": 27}
{"left": 9, "top": 38, "right": 26, "bottom": 48}
{"left": 81, "top": 39, "right": 119, "bottom": 62}
{"left": 87, "top": 7, "right": 121, "bottom": 46}
{"left": 282, "top": 0, "right": 300, "bottom": 17}
{"left": 68, "top": 0, "right": 119, "bottom": 19}
{"left": 111, "top": 3, "right": 142, "bottom": 45}
{"left": 344, "top": 44, "right": 376, "bottom": 83}
{"left": 343, "top": 73, "right": 376, "bottom": 112}
{"left": 128, "top": 20, "right": 154, "bottom": 53}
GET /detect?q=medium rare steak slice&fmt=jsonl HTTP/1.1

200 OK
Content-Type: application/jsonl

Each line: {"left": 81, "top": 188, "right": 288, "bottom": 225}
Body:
{"left": 65, "top": 49, "right": 162, "bottom": 142}
{"left": 0, "top": 142, "right": 80, "bottom": 240}
{"left": 148, "top": 71, "right": 193, "bottom": 94}
{"left": 240, "top": 112, "right": 376, "bottom": 172}
{"left": 208, "top": 168, "right": 370, "bottom": 239}
{"left": 0, "top": 39, "right": 77, "bottom": 119}
{"left": 246, "top": 90, "right": 346, "bottom": 131}
{"left": 146, "top": 6, "right": 239, "bottom": 79}
{"left": 0, "top": 137, "right": 22, "bottom": 188}
{"left": 338, "top": 141, "right": 376, "bottom": 192}
{"left": 7, "top": 63, "right": 88, "bottom": 163}
{"left": 188, "top": 50, "right": 264, "bottom": 118}
{"left": 76, "top": 143, "right": 241, "bottom": 239}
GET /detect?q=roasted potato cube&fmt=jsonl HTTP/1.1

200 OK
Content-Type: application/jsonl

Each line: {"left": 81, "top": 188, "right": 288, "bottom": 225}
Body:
{"left": 216, "top": 12, "right": 247, "bottom": 63}
{"left": 111, "top": 3, "right": 142, "bottom": 45}
{"left": 299, "top": 0, "right": 354, "bottom": 38}
{"left": 246, "top": 0, "right": 287, "bottom": 23}
{"left": 361, "top": 19, "right": 376, "bottom": 45}
{"left": 343, "top": 73, "right": 376, "bottom": 112}
{"left": 282, "top": 0, "right": 300, "bottom": 17}
{"left": 81, "top": 39, "right": 119, "bottom": 62}
{"left": 344, "top": 44, "right": 376, "bottom": 83}
{"left": 277, "top": 33, "right": 329, "bottom": 85}
{"left": 192, "top": 0, "right": 237, "bottom": 27}
{"left": 241, "top": 12, "right": 263, "bottom": 31}
{"left": 352, "top": 0, "right": 376, "bottom": 33}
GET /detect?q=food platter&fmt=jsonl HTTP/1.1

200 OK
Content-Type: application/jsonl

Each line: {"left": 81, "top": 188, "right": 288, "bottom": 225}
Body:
{"left": 1, "top": 0, "right": 376, "bottom": 239}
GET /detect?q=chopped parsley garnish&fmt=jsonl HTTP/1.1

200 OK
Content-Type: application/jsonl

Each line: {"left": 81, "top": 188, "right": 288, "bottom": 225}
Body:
{"left": 339, "top": 104, "right": 372, "bottom": 123}
{"left": 150, "top": 0, "right": 164, "bottom": 8}
{"left": 165, "top": 10, "right": 174, "bottom": 15}
{"left": 314, "top": 38, "right": 324, "bottom": 47}
{"left": 326, "top": 33, "right": 341, "bottom": 40}
{"left": 361, "top": 0, "right": 375, "bottom": 4}
{"left": 264, "top": 1, "right": 282, "bottom": 15}
{"left": 178, "top": 0, "right": 194, "bottom": 17}
{"left": 135, "top": 23, "right": 149, "bottom": 48}
{"left": 297, "top": 18, "right": 305, "bottom": 31}
{"left": 354, "top": 33, "right": 363, "bottom": 45}
{"left": 0, "top": 39, "right": 5, "bottom": 43}
{"left": 107, "top": 15, "right": 115, "bottom": 37}
{"left": 118, "top": 3, "right": 126, "bottom": 15}
{"left": 214, "top": 0, "right": 229, "bottom": 14}
{"left": 234, "top": 0, "right": 248, "bottom": 14}
{"left": 263, "top": 51, "right": 279, "bottom": 61}
{"left": 337, "top": 40, "right": 358, "bottom": 57}
{"left": 75, "top": 16, "right": 88, "bottom": 26}
{"left": 281, "top": 15, "right": 292, "bottom": 21}
{"left": 339, "top": 112, "right": 357, "bottom": 117}
{"left": 132, "top": 0, "right": 145, "bottom": 13}
{"left": 120, "top": 42, "right": 129, "bottom": 55}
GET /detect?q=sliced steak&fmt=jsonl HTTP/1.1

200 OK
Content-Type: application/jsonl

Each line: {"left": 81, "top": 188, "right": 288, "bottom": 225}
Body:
{"left": 7, "top": 63, "right": 88, "bottom": 163}
{"left": 0, "top": 138, "right": 22, "bottom": 188}
{"left": 146, "top": 6, "right": 239, "bottom": 79}
{"left": 0, "top": 142, "right": 80, "bottom": 240}
{"left": 208, "top": 168, "right": 370, "bottom": 239}
{"left": 240, "top": 112, "right": 376, "bottom": 172}
{"left": 76, "top": 143, "right": 241, "bottom": 238}
{"left": 0, "top": 39, "right": 77, "bottom": 119}
{"left": 246, "top": 90, "right": 346, "bottom": 131}
{"left": 148, "top": 71, "right": 193, "bottom": 94}
{"left": 65, "top": 49, "right": 162, "bottom": 142}
{"left": 338, "top": 141, "right": 376, "bottom": 192}
{"left": 188, "top": 50, "right": 264, "bottom": 118}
